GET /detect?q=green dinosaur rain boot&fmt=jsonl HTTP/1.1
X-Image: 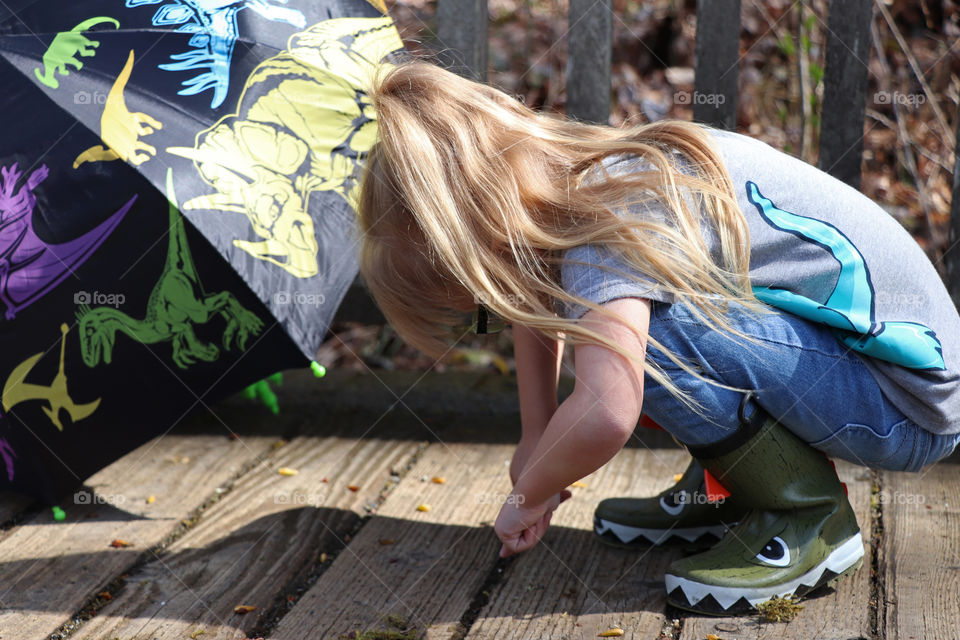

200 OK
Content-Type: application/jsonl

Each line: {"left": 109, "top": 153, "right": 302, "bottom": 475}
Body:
{"left": 664, "top": 412, "right": 863, "bottom": 615}
{"left": 594, "top": 458, "right": 749, "bottom": 546}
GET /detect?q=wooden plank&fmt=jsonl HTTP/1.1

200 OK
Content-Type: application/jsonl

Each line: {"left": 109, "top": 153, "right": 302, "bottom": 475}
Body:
{"left": 680, "top": 460, "right": 875, "bottom": 640}
{"left": 71, "top": 434, "right": 421, "bottom": 640}
{"left": 271, "top": 442, "right": 514, "bottom": 640}
{"left": 0, "top": 426, "right": 280, "bottom": 639}
{"left": 693, "top": 0, "right": 740, "bottom": 130}
{"left": 878, "top": 453, "right": 960, "bottom": 640}
{"left": 947, "top": 101, "right": 960, "bottom": 309}
{"left": 567, "top": 0, "right": 613, "bottom": 125}
{"left": 437, "top": 0, "right": 488, "bottom": 81}
{"left": 466, "top": 447, "right": 689, "bottom": 640}
{"left": 818, "top": 0, "right": 874, "bottom": 188}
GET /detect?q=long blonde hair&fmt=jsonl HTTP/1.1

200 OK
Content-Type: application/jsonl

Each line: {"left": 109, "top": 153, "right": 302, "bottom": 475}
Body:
{"left": 357, "top": 60, "right": 765, "bottom": 402}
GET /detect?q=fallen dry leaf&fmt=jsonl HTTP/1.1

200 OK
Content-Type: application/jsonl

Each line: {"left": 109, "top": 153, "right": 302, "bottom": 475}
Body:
{"left": 109, "top": 539, "right": 133, "bottom": 548}
{"left": 416, "top": 504, "right": 431, "bottom": 512}
{"left": 233, "top": 604, "right": 257, "bottom": 614}
{"left": 598, "top": 628, "right": 624, "bottom": 637}
{"left": 431, "top": 476, "right": 446, "bottom": 484}
{"left": 277, "top": 467, "right": 298, "bottom": 476}
{"left": 146, "top": 495, "right": 156, "bottom": 504}
{"left": 570, "top": 481, "right": 588, "bottom": 488}
{"left": 347, "top": 484, "right": 360, "bottom": 491}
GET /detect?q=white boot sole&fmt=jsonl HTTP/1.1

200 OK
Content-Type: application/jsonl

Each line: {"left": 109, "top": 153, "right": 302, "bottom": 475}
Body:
{"left": 665, "top": 532, "right": 864, "bottom": 611}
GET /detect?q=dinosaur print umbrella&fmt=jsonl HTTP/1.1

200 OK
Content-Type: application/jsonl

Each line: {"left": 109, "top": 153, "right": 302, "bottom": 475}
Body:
{"left": 0, "top": 0, "right": 404, "bottom": 502}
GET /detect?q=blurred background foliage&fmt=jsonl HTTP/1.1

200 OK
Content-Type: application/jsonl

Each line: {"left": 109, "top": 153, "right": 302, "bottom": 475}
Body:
{"left": 321, "top": 0, "right": 960, "bottom": 375}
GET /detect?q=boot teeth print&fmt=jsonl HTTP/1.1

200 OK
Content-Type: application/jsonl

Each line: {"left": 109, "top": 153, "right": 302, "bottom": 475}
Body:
{"left": 593, "top": 458, "right": 745, "bottom": 547}
{"left": 663, "top": 414, "right": 863, "bottom": 615}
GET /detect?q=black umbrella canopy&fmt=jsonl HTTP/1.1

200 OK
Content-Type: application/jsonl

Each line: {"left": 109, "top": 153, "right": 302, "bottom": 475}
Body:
{"left": 0, "top": 0, "right": 404, "bottom": 502}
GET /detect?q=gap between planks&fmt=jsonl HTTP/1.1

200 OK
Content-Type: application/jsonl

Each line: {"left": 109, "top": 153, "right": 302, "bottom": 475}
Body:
{"left": 70, "top": 434, "right": 421, "bottom": 640}
{"left": 465, "top": 446, "right": 689, "bottom": 640}
{"left": 878, "top": 450, "right": 960, "bottom": 640}
{"left": 271, "top": 442, "right": 690, "bottom": 640}
{"left": 0, "top": 428, "right": 282, "bottom": 640}
{"left": 270, "top": 441, "right": 516, "bottom": 640}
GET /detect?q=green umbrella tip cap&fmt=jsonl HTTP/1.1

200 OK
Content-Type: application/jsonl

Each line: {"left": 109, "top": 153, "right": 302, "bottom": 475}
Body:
{"left": 310, "top": 361, "right": 326, "bottom": 378}
{"left": 52, "top": 506, "right": 66, "bottom": 521}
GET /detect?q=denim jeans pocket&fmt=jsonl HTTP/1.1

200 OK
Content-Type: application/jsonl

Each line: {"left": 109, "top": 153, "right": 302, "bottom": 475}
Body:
{"left": 809, "top": 420, "right": 914, "bottom": 471}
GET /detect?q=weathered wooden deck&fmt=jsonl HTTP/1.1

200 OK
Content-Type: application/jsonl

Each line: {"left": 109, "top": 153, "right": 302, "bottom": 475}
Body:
{"left": 1, "top": 368, "right": 956, "bottom": 640}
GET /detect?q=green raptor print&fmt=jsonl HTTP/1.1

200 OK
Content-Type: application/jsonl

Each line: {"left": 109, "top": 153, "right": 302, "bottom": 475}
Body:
{"left": 34, "top": 17, "right": 120, "bottom": 89}
{"left": 76, "top": 169, "right": 264, "bottom": 369}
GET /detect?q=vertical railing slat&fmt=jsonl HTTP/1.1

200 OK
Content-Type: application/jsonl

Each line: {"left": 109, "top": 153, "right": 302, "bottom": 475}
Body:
{"left": 437, "top": 0, "right": 489, "bottom": 81}
{"left": 567, "top": 0, "right": 613, "bottom": 124}
{"left": 818, "top": 0, "right": 873, "bottom": 188}
{"left": 693, "top": 0, "right": 740, "bottom": 131}
{"left": 948, "top": 102, "right": 960, "bottom": 308}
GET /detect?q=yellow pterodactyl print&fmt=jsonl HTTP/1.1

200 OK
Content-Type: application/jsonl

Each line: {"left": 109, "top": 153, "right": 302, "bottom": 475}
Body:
{"left": 74, "top": 49, "right": 163, "bottom": 169}
{"left": 167, "top": 16, "right": 403, "bottom": 279}
{"left": 2, "top": 323, "right": 100, "bottom": 431}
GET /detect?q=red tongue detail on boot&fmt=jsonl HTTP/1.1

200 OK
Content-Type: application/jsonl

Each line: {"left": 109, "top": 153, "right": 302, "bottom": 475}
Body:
{"left": 639, "top": 415, "right": 664, "bottom": 430}
{"left": 703, "top": 470, "right": 731, "bottom": 502}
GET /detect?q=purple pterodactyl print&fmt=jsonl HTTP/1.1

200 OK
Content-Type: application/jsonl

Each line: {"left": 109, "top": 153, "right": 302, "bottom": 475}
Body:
{"left": 0, "top": 163, "right": 136, "bottom": 320}
{"left": 0, "top": 433, "right": 13, "bottom": 482}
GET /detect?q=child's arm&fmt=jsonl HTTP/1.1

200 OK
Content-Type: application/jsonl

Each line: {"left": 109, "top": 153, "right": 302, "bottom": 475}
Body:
{"left": 511, "top": 323, "right": 564, "bottom": 484}
{"left": 496, "top": 297, "right": 650, "bottom": 557}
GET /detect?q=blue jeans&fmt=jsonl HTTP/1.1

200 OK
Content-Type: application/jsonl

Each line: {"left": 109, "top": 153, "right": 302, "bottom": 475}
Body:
{"left": 640, "top": 301, "right": 960, "bottom": 472}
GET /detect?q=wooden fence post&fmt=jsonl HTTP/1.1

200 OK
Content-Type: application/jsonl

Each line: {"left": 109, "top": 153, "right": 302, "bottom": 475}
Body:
{"left": 948, "top": 102, "right": 960, "bottom": 308}
{"left": 437, "top": 0, "right": 489, "bottom": 81}
{"left": 693, "top": 0, "right": 740, "bottom": 130}
{"left": 818, "top": 0, "right": 873, "bottom": 188}
{"left": 567, "top": 0, "right": 613, "bottom": 124}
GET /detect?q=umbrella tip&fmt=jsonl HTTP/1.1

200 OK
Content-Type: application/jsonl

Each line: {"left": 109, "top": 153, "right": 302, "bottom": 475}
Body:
{"left": 310, "top": 361, "right": 326, "bottom": 378}
{"left": 52, "top": 506, "right": 65, "bottom": 522}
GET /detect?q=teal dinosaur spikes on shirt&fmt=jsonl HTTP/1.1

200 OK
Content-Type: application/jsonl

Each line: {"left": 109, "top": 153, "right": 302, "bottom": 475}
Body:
{"left": 746, "top": 181, "right": 945, "bottom": 371}
{"left": 559, "top": 128, "right": 960, "bottom": 434}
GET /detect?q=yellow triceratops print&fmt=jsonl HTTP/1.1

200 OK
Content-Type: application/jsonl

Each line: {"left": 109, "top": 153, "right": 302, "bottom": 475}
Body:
{"left": 167, "top": 16, "right": 403, "bottom": 279}
{"left": 74, "top": 49, "right": 163, "bottom": 169}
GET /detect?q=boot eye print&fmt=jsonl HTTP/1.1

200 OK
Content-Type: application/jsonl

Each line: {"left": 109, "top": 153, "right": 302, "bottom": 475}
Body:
{"left": 755, "top": 535, "right": 792, "bottom": 567}
{"left": 659, "top": 491, "right": 686, "bottom": 516}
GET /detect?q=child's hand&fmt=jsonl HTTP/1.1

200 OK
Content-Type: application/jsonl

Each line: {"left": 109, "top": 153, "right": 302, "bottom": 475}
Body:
{"left": 494, "top": 489, "right": 572, "bottom": 557}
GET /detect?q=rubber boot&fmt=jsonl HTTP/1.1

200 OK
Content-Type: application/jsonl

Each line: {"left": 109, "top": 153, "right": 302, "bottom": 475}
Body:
{"left": 664, "top": 411, "right": 863, "bottom": 615}
{"left": 594, "top": 458, "right": 748, "bottom": 546}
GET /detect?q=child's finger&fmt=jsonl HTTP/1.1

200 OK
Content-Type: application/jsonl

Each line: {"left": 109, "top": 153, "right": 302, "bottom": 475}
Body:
{"left": 559, "top": 489, "right": 572, "bottom": 502}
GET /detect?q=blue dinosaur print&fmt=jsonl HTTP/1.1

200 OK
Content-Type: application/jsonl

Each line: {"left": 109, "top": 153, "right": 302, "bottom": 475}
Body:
{"left": 746, "top": 181, "right": 945, "bottom": 371}
{"left": 125, "top": 0, "right": 306, "bottom": 109}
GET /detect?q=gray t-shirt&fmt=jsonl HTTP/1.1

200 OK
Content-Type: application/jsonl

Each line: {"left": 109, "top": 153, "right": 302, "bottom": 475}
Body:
{"left": 560, "top": 128, "right": 960, "bottom": 435}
